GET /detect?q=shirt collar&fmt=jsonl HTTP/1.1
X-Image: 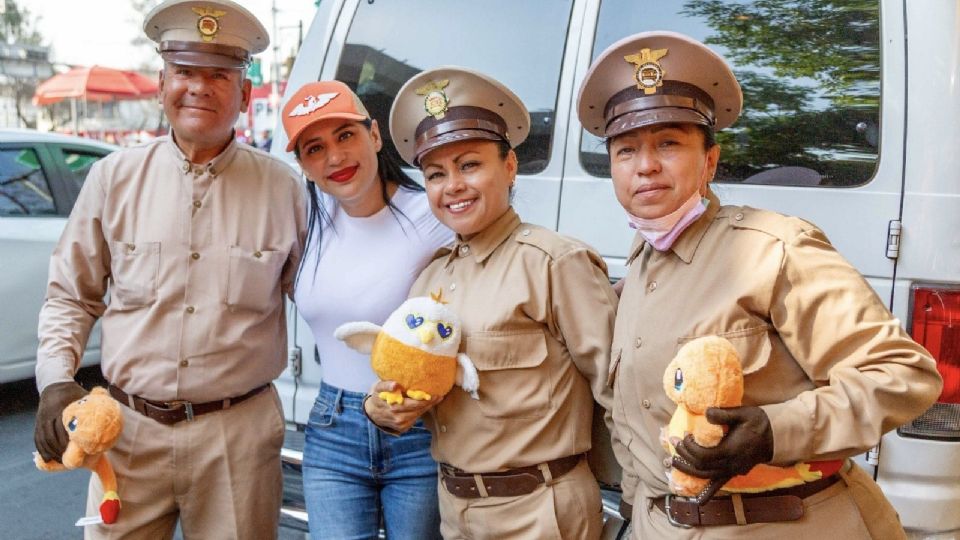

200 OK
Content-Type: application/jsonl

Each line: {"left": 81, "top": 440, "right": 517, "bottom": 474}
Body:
{"left": 445, "top": 207, "right": 521, "bottom": 267}
{"left": 625, "top": 189, "right": 721, "bottom": 265}
{"left": 165, "top": 132, "right": 240, "bottom": 177}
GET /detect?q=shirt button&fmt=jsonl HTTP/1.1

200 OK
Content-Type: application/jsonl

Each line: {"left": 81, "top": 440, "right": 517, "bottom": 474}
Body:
{"left": 635, "top": 337, "right": 642, "bottom": 348}
{"left": 126, "top": 243, "right": 135, "bottom": 252}
{"left": 459, "top": 245, "right": 470, "bottom": 256}
{"left": 449, "top": 283, "right": 456, "bottom": 291}
{"left": 663, "top": 457, "right": 673, "bottom": 468}
{"left": 440, "top": 425, "right": 447, "bottom": 433}
{"left": 642, "top": 399, "right": 651, "bottom": 409}
{"left": 735, "top": 212, "right": 744, "bottom": 221}
{"left": 191, "top": 252, "right": 200, "bottom": 260}
{"left": 193, "top": 200, "right": 202, "bottom": 209}
{"left": 180, "top": 359, "right": 189, "bottom": 367}
{"left": 182, "top": 163, "right": 190, "bottom": 173}
{"left": 521, "top": 229, "right": 531, "bottom": 236}
{"left": 186, "top": 306, "right": 195, "bottom": 314}
{"left": 648, "top": 281, "right": 658, "bottom": 292}
{"left": 254, "top": 251, "right": 262, "bottom": 258}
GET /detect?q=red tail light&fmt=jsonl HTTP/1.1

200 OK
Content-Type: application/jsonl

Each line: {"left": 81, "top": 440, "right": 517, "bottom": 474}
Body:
{"left": 899, "top": 284, "right": 960, "bottom": 441}
{"left": 910, "top": 285, "right": 960, "bottom": 404}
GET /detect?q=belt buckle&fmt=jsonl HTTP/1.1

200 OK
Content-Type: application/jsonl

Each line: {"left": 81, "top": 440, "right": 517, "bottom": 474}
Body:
{"left": 664, "top": 494, "right": 693, "bottom": 529}
{"left": 439, "top": 463, "right": 461, "bottom": 477}
{"left": 166, "top": 400, "right": 195, "bottom": 421}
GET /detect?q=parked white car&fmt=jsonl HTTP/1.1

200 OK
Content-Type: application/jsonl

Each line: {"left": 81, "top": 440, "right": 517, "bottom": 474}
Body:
{"left": 0, "top": 129, "right": 115, "bottom": 383}
{"left": 273, "top": 0, "right": 960, "bottom": 536}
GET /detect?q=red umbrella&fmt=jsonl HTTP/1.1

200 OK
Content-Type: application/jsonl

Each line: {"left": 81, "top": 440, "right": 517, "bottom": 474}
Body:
{"left": 33, "top": 65, "right": 159, "bottom": 105}
{"left": 122, "top": 70, "right": 160, "bottom": 96}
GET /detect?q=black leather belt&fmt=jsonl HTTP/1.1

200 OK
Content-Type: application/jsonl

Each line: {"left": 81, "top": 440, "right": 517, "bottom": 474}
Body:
{"left": 652, "top": 473, "right": 841, "bottom": 527}
{"left": 440, "top": 454, "right": 583, "bottom": 498}
{"left": 108, "top": 383, "right": 269, "bottom": 425}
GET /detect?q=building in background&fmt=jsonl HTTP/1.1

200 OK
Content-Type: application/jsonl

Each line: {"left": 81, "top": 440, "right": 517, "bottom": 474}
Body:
{"left": 0, "top": 42, "right": 52, "bottom": 128}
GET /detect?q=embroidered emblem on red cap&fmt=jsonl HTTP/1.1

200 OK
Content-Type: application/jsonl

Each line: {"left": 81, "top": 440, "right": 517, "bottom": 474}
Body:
{"left": 289, "top": 92, "right": 340, "bottom": 117}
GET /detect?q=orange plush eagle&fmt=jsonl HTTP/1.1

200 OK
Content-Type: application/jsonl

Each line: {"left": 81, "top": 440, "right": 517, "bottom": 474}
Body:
{"left": 662, "top": 336, "right": 841, "bottom": 497}
{"left": 334, "top": 292, "right": 479, "bottom": 405}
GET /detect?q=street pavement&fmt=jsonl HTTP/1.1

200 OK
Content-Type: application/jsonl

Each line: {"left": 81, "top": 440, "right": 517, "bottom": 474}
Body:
{"left": 0, "top": 367, "right": 306, "bottom": 539}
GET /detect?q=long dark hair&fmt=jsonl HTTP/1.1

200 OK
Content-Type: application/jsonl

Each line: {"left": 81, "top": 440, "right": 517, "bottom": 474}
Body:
{"left": 294, "top": 118, "right": 424, "bottom": 288}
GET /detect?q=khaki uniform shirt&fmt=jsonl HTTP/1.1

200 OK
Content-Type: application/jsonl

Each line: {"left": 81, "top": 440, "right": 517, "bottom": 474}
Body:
{"left": 37, "top": 136, "right": 307, "bottom": 402}
{"left": 612, "top": 189, "right": 942, "bottom": 504}
{"left": 410, "top": 208, "right": 630, "bottom": 473}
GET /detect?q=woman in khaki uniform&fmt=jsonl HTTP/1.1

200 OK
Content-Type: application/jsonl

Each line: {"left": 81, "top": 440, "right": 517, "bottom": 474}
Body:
{"left": 576, "top": 32, "right": 943, "bottom": 539}
{"left": 363, "top": 66, "right": 627, "bottom": 540}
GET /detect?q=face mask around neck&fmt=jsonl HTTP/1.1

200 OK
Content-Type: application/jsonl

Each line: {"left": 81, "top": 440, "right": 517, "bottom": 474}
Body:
{"left": 626, "top": 190, "right": 709, "bottom": 251}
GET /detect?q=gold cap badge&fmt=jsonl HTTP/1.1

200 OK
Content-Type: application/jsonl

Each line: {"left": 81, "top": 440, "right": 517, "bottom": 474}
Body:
{"left": 624, "top": 48, "right": 668, "bottom": 95}
{"left": 416, "top": 80, "right": 451, "bottom": 120}
{"left": 193, "top": 7, "right": 227, "bottom": 42}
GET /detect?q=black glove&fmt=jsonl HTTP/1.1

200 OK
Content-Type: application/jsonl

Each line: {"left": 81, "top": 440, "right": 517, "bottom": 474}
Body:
{"left": 34, "top": 381, "right": 88, "bottom": 462}
{"left": 618, "top": 499, "right": 633, "bottom": 522}
{"left": 672, "top": 406, "right": 774, "bottom": 480}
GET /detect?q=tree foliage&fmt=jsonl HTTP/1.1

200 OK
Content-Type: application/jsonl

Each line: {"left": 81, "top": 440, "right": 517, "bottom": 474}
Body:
{"left": 681, "top": 0, "right": 882, "bottom": 184}
{"left": 0, "top": 0, "right": 43, "bottom": 46}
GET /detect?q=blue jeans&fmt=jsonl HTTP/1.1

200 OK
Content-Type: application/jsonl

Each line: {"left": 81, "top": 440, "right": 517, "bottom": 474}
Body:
{"left": 303, "top": 382, "right": 441, "bottom": 540}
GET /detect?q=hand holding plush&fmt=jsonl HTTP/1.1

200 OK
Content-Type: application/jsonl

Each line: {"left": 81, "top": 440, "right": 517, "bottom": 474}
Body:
{"left": 34, "top": 387, "right": 124, "bottom": 524}
{"left": 662, "top": 336, "right": 840, "bottom": 498}
{"left": 335, "top": 291, "right": 479, "bottom": 405}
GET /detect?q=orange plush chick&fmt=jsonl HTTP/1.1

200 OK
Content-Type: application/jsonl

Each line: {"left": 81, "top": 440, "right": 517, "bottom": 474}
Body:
{"left": 662, "top": 336, "right": 840, "bottom": 497}
{"left": 334, "top": 292, "right": 479, "bottom": 404}
{"left": 35, "top": 387, "right": 124, "bottom": 524}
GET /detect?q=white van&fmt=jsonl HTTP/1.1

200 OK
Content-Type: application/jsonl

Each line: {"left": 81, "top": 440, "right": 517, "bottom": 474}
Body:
{"left": 271, "top": 0, "right": 960, "bottom": 536}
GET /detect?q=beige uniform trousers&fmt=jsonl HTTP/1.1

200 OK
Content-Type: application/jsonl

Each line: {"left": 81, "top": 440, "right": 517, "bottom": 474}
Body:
{"left": 439, "top": 459, "right": 603, "bottom": 540}
{"left": 84, "top": 385, "right": 285, "bottom": 540}
{"left": 631, "top": 463, "right": 905, "bottom": 540}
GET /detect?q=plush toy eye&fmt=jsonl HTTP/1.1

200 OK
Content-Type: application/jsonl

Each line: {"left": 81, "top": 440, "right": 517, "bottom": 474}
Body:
{"left": 437, "top": 322, "right": 453, "bottom": 339}
{"left": 67, "top": 417, "right": 78, "bottom": 432}
{"left": 405, "top": 313, "right": 424, "bottom": 329}
{"left": 673, "top": 368, "right": 684, "bottom": 391}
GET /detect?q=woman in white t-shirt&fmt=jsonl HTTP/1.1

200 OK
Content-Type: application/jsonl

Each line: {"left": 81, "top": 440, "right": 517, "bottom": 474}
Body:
{"left": 281, "top": 80, "right": 451, "bottom": 540}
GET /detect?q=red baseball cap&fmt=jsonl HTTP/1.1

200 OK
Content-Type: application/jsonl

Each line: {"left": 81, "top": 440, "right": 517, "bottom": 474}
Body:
{"left": 281, "top": 80, "right": 371, "bottom": 152}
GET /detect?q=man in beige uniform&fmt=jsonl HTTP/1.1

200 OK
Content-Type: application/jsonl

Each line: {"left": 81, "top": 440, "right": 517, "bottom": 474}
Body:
{"left": 32, "top": 1, "right": 306, "bottom": 538}
{"left": 576, "top": 31, "right": 942, "bottom": 538}
{"left": 365, "top": 67, "right": 633, "bottom": 539}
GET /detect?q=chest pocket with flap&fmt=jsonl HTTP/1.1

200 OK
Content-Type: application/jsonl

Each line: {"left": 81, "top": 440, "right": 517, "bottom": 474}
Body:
{"left": 109, "top": 240, "right": 160, "bottom": 310}
{"left": 225, "top": 246, "right": 285, "bottom": 313}
{"left": 464, "top": 330, "right": 552, "bottom": 419}
{"left": 678, "top": 325, "right": 775, "bottom": 378}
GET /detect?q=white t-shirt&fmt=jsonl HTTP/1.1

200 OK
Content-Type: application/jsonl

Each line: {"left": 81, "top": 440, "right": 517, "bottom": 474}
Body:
{"left": 294, "top": 187, "right": 453, "bottom": 393}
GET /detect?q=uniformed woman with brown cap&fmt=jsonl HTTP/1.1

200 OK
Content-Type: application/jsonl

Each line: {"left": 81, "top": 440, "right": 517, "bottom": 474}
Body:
{"left": 576, "top": 31, "right": 942, "bottom": 539}
{"left": 363, "top": 66, "right": 628, "bottom": 539}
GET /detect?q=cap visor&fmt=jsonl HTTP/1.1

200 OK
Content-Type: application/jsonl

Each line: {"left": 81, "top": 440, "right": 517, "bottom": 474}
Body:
{"left": 162, "top": 51, "right": 247, "bottom": 70}
{"left": 284, "top": 112, "right": 369, "bottom": 152}
{"left": 605, "top": 108, "right": 710, "bottom": 138}
{"left": 413, "top": 129, "right": 505, "bottom": 166}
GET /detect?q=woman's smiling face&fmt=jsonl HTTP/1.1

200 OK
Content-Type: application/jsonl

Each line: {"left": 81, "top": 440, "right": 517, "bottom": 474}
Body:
{"left": 420, "top": 140, "right": 516, "bottom": 237}
{"left": 608, "top": 123, "right": 719, "bottom": 219}
{"left": 295, "top": 117, "right": 384, "bottom": 216}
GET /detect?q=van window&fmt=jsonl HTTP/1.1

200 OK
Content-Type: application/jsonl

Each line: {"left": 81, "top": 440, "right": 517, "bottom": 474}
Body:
{"left": 0, "top": 147, "right": 57, "bottom": 216}
{"left": 580, "top": 0, "right": 882, "bottom": 188}
{"left": 334, "top": 0, "right": 574, "bottom": 174}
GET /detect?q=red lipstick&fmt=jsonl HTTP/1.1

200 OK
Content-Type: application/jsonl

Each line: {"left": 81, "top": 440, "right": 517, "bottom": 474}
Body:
{"left": 328, "top": 165, "right": 358, "bottom": 183}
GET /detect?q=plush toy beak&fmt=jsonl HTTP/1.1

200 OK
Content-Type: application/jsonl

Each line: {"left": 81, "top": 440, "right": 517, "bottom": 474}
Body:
{"left": 417, "top": 326, "right": 436, "bottom": 345}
